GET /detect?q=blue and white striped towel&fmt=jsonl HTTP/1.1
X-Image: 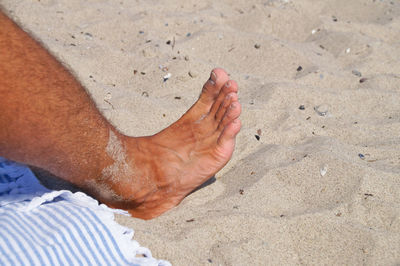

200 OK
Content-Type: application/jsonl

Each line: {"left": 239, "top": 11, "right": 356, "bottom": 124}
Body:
{"left": 0, "top": 157, "right": 171, "bottom": 266}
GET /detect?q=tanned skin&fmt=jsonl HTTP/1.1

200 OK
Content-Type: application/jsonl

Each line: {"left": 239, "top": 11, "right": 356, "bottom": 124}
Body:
{"left": 0, "top": 11, "right": 241, "bottom": 219}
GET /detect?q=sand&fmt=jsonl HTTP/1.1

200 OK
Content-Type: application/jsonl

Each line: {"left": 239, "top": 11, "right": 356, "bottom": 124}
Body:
{"left": 2, "top": 0, "right": 400, "bottom": 265}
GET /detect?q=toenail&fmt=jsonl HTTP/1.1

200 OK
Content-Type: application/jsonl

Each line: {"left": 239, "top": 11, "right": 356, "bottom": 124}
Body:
{"left": 224, "top": 94, "right": 232, "bottom": 105}
{"left": 210, "top": 71, "right": 217, "bottom": 82}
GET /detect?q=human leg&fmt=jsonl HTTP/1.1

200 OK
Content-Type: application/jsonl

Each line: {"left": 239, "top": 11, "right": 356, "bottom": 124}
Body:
{"left": 0, "top": 11, "right": 241, "bottom": 219}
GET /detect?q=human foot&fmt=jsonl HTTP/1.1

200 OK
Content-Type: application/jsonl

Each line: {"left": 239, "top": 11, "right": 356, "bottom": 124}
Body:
{"left": 90, "top": 68, "right": 241, "bottom": 219}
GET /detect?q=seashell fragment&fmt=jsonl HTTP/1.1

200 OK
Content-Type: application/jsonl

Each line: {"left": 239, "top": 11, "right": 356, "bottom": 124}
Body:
{"left": 320, "top": 165, "right": 328, "bottom": 176}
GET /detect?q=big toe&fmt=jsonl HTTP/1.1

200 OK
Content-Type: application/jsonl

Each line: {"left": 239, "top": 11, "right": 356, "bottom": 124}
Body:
{"left": 198, "top": 68, "right": 230, "bottom": 110}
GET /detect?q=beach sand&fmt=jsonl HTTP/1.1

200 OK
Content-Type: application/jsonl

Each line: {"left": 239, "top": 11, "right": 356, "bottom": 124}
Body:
{"left": 2, "top": 0, "right": 400, "bottom": 264}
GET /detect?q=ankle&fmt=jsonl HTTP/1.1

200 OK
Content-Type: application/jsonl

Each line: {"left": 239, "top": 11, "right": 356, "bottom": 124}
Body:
{"left": 84, "top": 133, "right": 157, "bottom": 205}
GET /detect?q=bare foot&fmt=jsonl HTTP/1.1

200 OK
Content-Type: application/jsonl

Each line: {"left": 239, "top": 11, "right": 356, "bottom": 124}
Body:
{"left": 89, "top": 68, "right": 241, "bottom": 219}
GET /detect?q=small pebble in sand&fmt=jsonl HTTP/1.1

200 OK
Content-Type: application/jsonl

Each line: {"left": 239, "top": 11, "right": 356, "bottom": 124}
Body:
{"left": 184, "top": 55, "right": 189, "bottom": 61}
{"left": 359, "top": 78, "right": 368, "bottom": 83}
{"left": 166, "top": 40, "right": 171, "bottom": 45}
{"left": 239, "top": 189, "right": 244, "bottom": 195}
{"left": 186, "top": 33, "right": 191, "bottom": 37}
{"left": 140, "top": 72, "right": 146, "bottom": 75}
{"left": 257, "top": 129, "right": 262, "bottom": 135}
{"left": 142, "top": 92, "right": 149, "bottom": 97}
{"left": 139, "top": 30, "right": 144, "bottom": 34}
{"left": 255, "top": 135, "right": 260, "bottom": 141}
{"left": 188, "top": 71, "right": 197, "bottom": 78}
{"left": 297, "top": 66, "right": 303, "bottom": 71}
{"left": 332, "top": 16, "right": 338, "bottom": 22}
{"left": 254, "top": 44, "right": 261, "bottom": 49}
{"left": 352, "top": 70, "right": 362, "bottom": 77}
{"left": 314, "top": 104, "right": 329, "bottom": 116}
{"left": 358, "top": 153, "right": 365, "bottom": 159}
{"left": 133, "top": 70, "right": 137, "bottom": 75}
{"left": 186, "top": 219, "right": 195, "bottom": 223}
{"left": 320, "top": 165, "right": 328, "bottom": 176}
{"left": 104, "top": 92, "right": 112, "bottom": 100}
{"left": 163, "top": 73, "right": 171, "bottom": 82}
{"left": 311, "top": 29, "right": 320, "bottom": 34}
{"left": 299, "top": 105, "right": 305, "bottom": 110}
{"left": 364, "top": 193, "right": 373, "bottom": 199}
{"left": 345, "top": 48, "right": 351, "bottom": 53}
{"left": 174, "top": 96, "right": 181, "bottom": 100}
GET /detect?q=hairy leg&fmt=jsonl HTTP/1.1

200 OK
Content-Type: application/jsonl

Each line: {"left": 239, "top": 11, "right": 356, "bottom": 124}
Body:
{"left": 0, "top": 11, "right": 241, "bottom": 219}
{"left": 0, "top": 11, "right": 113, "bottom": 185}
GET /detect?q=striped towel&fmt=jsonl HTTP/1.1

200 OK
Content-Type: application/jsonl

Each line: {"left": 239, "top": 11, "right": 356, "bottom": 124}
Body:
{"left": 0, "top": 157, "right": 171, "bottom": 266}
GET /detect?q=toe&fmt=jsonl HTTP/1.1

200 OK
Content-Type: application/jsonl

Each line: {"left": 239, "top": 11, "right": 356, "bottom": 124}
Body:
{"left": 198, "top": 68, "right": 229, "bottom": 109}
{"left": 209, "top": 80, "right": 238, "bottom": 117}
{"left": 217, "top": 101, "right": 242, "bottom": 132}
{"left": 215, "top": 92, "right": 238, "bottom": 124}
{"left": 216, "top": 119, "right": 241, "bottom": 151}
